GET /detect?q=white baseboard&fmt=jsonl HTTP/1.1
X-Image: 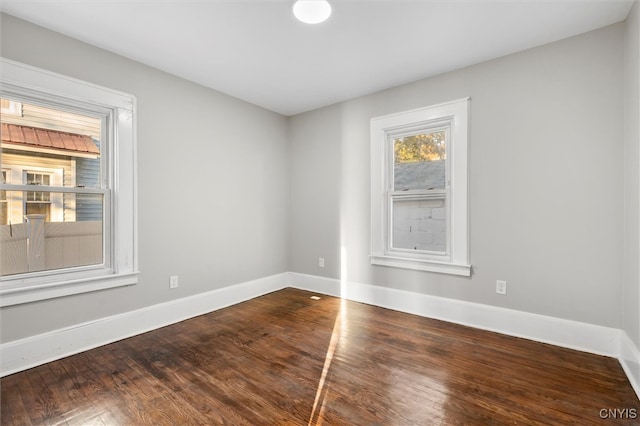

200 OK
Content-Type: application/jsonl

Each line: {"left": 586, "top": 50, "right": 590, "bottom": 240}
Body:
{"left": 620, "top": 331, "right": 640, "bottom": 399}
{"left": 0, "top": 273, "right": 287, "bottom": 377}
{"left": 289, "top": 272, "right": 620, "bottom": 356}
{"left": 290, "top": 272, "right": 639, "bottom": 400}
{"left": 2, "top": 270, "right": 638, "bottom": 402}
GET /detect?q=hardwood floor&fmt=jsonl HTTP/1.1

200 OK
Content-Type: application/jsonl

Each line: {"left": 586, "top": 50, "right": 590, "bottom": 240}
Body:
{"left": 1, "top": 287, "right": 638, "bottom": 425}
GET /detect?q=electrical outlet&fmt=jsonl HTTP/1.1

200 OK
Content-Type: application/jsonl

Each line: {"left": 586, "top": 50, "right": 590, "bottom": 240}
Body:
{"left": 170, "top": 275, "right": 179, "bottom": 289}
{"left": 319, "top": 257, "right": 325, "bottom": 268}
{"left": 496, "top": 280, "right": 507, "bottom": 295}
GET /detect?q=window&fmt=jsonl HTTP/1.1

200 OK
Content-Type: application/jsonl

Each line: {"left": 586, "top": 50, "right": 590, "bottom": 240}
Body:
{"left": 24, "top": 171, "right": 60, "bottom": 221}
{"left": 370, "top": 98, "right": 470, "bottom": 276}
{"left": 25, "top": 171, "right": 52, "bottom": 220}
{"left": 0, "top": 58, "right": 138, "bottom": 306}
{"left": 1, "top": 98, "right": 22, "bottom": 116}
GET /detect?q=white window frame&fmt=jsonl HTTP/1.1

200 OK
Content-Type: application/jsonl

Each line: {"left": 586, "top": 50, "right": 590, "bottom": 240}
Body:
{"left": 0, "top": 58, "right": 138, "bottom": 306}
{"left": 370, "top": 98, "right": 470, "bottom": 276}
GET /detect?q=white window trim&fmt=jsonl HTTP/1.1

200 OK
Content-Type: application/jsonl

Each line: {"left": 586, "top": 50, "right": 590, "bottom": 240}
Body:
{"left": 0, "top": 57, "right": 139, "bottom": 306}
{"left": 370, "top": 98, "right": 470, "bottom": 276}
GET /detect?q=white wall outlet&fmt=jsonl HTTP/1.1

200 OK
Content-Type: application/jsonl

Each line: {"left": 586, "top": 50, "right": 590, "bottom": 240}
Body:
{"left": 170, "top": 275, "right": 179, "bottom": 289}
{"left": 319, "top": 257, "right": 325, "bottom": 268}
{"left": 496, "top": 280, "right": 507, "bottom": 295}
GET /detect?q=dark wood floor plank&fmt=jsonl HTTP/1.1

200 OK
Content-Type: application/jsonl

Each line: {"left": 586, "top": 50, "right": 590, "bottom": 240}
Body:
{"left": 1, "top": 287, "right": 638, "bottom": 425}
{"left": 19, "top": 367, "right": 70, "bottom": 425}
{"left": 0, "top": 373, "right": 33, "bottom": 426}
{"left": 56, "top": 351, "right": 133, "bottom": 425}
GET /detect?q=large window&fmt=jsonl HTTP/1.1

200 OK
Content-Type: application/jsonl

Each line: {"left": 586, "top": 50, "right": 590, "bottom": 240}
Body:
{"left": 370, "top": 98, "right": 470, "bottom": 276}
{"left": 0, "top": 58, "right": 138, "bottom": 306}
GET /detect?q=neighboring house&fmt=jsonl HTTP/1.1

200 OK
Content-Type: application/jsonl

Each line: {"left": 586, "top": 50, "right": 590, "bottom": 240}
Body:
{"left": 392, "top": 160, "right": 447, "bottom": 253}
{"left": 0, "top": 99, "right": 101, "bottom": 225}
{"left": 394, "top": 160, "right": 446, "bottom": 191}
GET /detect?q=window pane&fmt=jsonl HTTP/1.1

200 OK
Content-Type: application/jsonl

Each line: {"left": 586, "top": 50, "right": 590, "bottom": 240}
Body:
{"left": 26, "top": 172, "right": 50, "bottom": 186}
{"left": 392, "top": 197, "right": 446, "bottom": 253}
{"left": 0, "top": 191, "right": 103, "bottom": 276}
{"left": 0, "top": 98, "right": 105, "bottom": 276}
{"left": 26, "top": 192, "right": 51, "bottom": 203}
{"left": 1, "top": 98, "right": 102, "bottom": 191}
{"left": 394, "top": 131, "right": 446, "bottom": 191}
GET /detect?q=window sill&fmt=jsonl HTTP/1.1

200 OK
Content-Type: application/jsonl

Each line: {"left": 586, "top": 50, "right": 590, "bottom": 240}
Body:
{"left": 370, "top": 255, "right": 471, "bottom": 277}
{"left": 0, "top": 271, "right": 139, "bottom": 307}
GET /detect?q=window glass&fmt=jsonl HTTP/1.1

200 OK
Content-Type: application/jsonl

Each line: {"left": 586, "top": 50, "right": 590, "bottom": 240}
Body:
{"left": 391, "top": 130, "right": 448, "bottom": 254}
{"left": 393, "top": 131, "right": 446, "bottom": 191}
{"left": 1, "top": 98, "right": 105, "bottom": 276}
{"left": 392, "top": 197, "right": 447, "bottom": 253}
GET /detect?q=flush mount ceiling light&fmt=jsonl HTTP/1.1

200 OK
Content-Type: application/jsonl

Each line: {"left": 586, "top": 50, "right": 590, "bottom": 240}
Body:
{"left": 293, "top": 0, "right": 332, "bottom": 24}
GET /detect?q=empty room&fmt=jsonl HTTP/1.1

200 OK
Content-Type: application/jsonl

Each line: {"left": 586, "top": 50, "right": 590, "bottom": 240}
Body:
{"left": 1, "top": 0, "right": 639, "bottom": 424}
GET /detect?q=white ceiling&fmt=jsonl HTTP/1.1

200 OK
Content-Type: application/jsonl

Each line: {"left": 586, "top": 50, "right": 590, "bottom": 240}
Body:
{"left": 0, "top": 0, "right": 634, "bottom": 116}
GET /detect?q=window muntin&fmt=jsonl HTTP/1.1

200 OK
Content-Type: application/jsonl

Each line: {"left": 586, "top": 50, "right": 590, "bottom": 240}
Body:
{"left": 370, "top": 98, "right": 470, "bottom": 276}
{"left": 0, "top": 57, "right": 138, "bottom": 306}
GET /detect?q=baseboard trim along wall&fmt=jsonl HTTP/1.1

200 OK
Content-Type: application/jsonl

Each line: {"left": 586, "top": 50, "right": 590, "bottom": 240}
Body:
{"left": 287, "top": 272, "right": 640, "bottom": 400}
{"left": 620, "top": 331, "right": 640, "bottom": 399}
{"left": 0, "top": 273, "right": 287, "bottom": 377}
{"left": 288, "top": 272, "right": 620, "bottom": 356}
{"left": 1, "top": 270, "right": 638, "bottom": 401}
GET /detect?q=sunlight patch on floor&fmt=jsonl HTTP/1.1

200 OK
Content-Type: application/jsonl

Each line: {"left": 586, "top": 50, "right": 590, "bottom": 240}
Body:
{"left": 307, "top": 246, "right": 350, "bottom": 425}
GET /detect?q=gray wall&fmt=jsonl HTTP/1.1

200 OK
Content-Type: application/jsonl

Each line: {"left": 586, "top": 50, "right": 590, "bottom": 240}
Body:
{"left": 624, "top": 2, "right": 640, "bottom": 349}
{"left": 0, "top": 13, "right": 290, "bottom": 342}
{"left": 290, "top": 23, "right": 626, "bottom": 328}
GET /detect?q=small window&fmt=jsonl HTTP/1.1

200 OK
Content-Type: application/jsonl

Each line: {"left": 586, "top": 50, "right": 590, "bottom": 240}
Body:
{"left": 370, "top": 98, "right": 470, "bottom": 276}
{"left": 25, "top": 171, "right": 53, "bottom": 221}
{"left": 1, "top": 98, "right": 22, "bottom": 117}
{"left": 0, "top": 58, "right": 138, "bottom": 306}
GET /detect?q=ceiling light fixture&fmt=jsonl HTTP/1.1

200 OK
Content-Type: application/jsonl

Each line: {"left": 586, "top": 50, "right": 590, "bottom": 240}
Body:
{"left": 293, "top": 0, "right": 332, "bottom": 24}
